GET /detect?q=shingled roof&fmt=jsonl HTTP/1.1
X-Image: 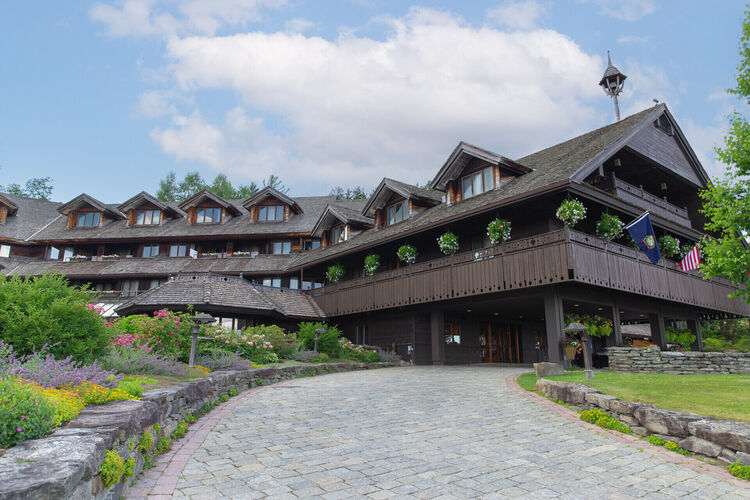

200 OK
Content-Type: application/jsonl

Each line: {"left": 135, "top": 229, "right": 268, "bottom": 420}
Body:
{"left": 311, "top": 204, "right": 374, "bottom": 238}
{"left": 362, "top": 178, "right": 443, "bottom": 217}
{"left": 116, "top": 274, "right": 325, "bottom": 319}
{"left": 0, "top": 193, "right": 63, "bottom": 243}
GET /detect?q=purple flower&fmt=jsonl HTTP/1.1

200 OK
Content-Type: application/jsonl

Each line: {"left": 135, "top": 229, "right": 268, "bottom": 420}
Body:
{"left": 16, "top": 428, "right": 22, "bottom": 432}
{"left": 20, "top": 415, "right": 25, "bottom": 419}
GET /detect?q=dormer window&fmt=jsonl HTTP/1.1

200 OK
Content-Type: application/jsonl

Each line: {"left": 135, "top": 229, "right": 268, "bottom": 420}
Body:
{"left": 332, "top": 225, "right": 346, "bottom": 244}
{"left": 77, "top": 212, "right": 101, "bottom": 227}
{"left": 461, "top": 166, "right": 494, "bottom": 200}
{"left": 387, "top": 200, "right": 409, "bottom": 225}
{"left": 258, "top": 205, "right": 284, "bottom": 221}
{"left": 196, "top": 207, "right": 222, "bottom": 224}
{"left": 136, "top": 209, "right": 161, "bottom": 225}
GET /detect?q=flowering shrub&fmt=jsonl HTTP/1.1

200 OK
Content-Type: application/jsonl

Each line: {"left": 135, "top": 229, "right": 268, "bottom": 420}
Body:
{"left": 100, "top": 345, "right": 185, "bottom": 376}
{"left": 487, "top": 218, "right": 511, "bottom": 244}
{"left": 99, "top": 449, "right": 126, "bottom": 488}
{"left": 38, "top": 385, "right": 85, "bottom": 425}
{"left": 556, "top": 199, "right": 587, "bottom": 227}
{"left": 0, "top": 377, "right": 56, "bottom": 448}
{"left": 364, "top": 254, "right": 380, "bottom": 276}
{"left": 397, "top": 244, "right": 418, "bottom": 264}
{"left": 0, "top": 341, "right": 121, "bottom": 388}
{"left": 297, "top": 322, "right": 343, "bottom": 356}
{"left": 658, "top": 235, "right": 680, "bottom": 258}
{"left": 437, "top": 232, "right": 459, "bottom": 255}
{"left": 109, "top": 310, "right": 191, "bottom": 358}
{"left": 595, "top": 213, "right": 624, "bottom": 241}
{"left": 245, "top": 325, "right": 295, "bottom": 354}
{"left": 327, "top": 263, "right": 345, "bottom": 283}
{"left": 194, "top": 349, "right": 248, "bottom": 371}
{"left": 65, "top": 381, "right": 138, "bottom": 405}
{"left": 339, "top": 339, "right": 380, "bottom": 362}
{"left": 203, "top": 326, "right": 277, "bottom": 363}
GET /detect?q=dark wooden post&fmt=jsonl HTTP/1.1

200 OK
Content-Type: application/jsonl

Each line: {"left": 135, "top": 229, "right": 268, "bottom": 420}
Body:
{"left": 609, "top": 302, "right": 623, "bottom": 347}
{"left": 689, "top": 315, "right": 703, "bottom": 352}
{"left": 430, "top": 310, "right": 444, "bottom": 365}
{"left": 649, "top": 310, "right": 667, "bottom": 349}
{"left": 544, "top": 290, "right": 564, "bottom": 364}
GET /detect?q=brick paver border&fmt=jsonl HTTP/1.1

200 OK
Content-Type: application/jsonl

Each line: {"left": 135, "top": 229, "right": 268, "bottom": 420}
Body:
{"left": 506, "top": 373, "right": 750, "bottom": 490}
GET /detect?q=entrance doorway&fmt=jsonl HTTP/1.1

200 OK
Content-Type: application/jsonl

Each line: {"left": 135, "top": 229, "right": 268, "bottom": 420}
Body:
{"left": 480, "top": 323, "right": 521, "bottom": 363}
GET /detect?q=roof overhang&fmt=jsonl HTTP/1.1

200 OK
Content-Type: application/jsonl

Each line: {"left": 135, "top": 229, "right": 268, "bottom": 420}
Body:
{"left": 0, "top": 194, "right": 18, "bottom": 216}
{"left": 178, "top": 189, "right": 242, "bottom": 216}
{"left": 362, "top": 178, "right": 442, "bottom": 217}
{"left": 242, "top": 186, "right": 302, "bottom": 214}
{"left": 117, "top": 191, "right": 185, "bottom": 218}
{"left": 431, "top": 142, "right": 532, "bottom": 192}
{"left": 310, "top": 205, "right": 373, "bottom": 238}
{"left": 57, "top": 194, "right": 125, "bottom": 220}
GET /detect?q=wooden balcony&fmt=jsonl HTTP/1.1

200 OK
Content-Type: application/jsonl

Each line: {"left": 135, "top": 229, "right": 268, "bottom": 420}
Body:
{"left": 306, "top": 229, "right": 750, "bottom": 317}
{"left": 601, "top": 176, "right": 691, "bottom": 226}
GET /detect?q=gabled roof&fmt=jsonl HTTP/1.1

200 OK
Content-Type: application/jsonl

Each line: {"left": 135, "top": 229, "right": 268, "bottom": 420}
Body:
{"left": 57, "top": 194, "right": 125, "bottom": 220}
{"left": 117, "top": 191, "right": 185, "bottom": 218}
{"left": 0, "top": 193, "right": 62, "bottom": 243}
{"left": 431, "top": 141, "right": 532, "bottom": 191}
{"left": 311, "top": 205, "right": 374, "bottom": 238}
{"left": 178, "top": 189, "right": 242, "bottom": 217}
{"left": 242, "top": 186, "right": 302, "bottom": 214}
{"left": 0, "top": 194, "right": 19, "bottom": 216}
{"left": 362, "top": 178, "right": 443, "bottom": 217}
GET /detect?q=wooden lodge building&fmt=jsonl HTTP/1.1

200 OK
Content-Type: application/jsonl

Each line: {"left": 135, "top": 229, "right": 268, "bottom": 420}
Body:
{"left": 1, "top": 104, "right": 748, "bottom": 365}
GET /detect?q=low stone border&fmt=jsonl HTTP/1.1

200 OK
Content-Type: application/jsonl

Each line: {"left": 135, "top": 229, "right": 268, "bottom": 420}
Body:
{"left": 608, "top": 347, "right": 750, "bottom": 374}
{"left": 506, "top": 375, "right": 749, "bottom": 488}
{"left": 535, "top": 378, "right": 750, "bottom": 467}
{"left": 0, "top": 361, "right": 397, "bottom": 500}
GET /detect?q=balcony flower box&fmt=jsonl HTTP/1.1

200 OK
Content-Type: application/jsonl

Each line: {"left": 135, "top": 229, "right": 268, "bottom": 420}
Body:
{"left": 230, "top": 251, "right": 252, "bottom": 257}
{"left": 198, "top": 252, "right": 221, "bottom": 259}
{"left": 100, "top": 254, "right": 120, "bottom": 261}
{"left": 68, "top": 255, "right": 89, "bottom": 262}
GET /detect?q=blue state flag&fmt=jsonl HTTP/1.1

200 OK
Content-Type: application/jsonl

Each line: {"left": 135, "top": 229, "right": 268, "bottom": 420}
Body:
{"left": 625, "top": 212, "right": 661, "bottom": 264}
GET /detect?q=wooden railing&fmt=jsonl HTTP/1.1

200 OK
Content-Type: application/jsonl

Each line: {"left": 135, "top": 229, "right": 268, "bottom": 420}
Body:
{"left": 601, "top": 176, "right": 691, "bottom": 225}
{"left": 306, "top": 229, "right": 750, "bottom": 317}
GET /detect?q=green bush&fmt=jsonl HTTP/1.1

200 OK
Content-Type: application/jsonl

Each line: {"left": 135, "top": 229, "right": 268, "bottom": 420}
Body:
{"left": 579, "top": 409, "right": 631, "bottom": 434}
{"left": 702, "top": 337, "right": 729, "bottom": 352}
{"left": 155, "top": 436, "right": 172, "bottom": 454}
{"left": 219, "top": 393, "right": 229, "bottom": 403}
{"left": 185, "top": 413, "right": 196, "bottom": 424}
{"left": 297, "top": 322, "right": 343, "bottom": 356}
{"left": 0, "top": 378, "right": 57, "bottom": 448}
{"left": 580, "top": 409, "right": 608, "bottom": 424}
{"left": 664, "top": 440, "right": 691, "bottom": 456}
{"left": 117, "top": 376, "right": 157, "bottom": 398}
{"left": 309, "top": 353, "right": 330, "bottom": 363}
{"left": 124, "top": 456, "right": 136, "bottom": 478}
{"left": 735, "top": 337, "right": 750, "bottom": 352}
{"left": 0, "top": 273, "right": 109, "bottom": 362}
{"left": 171, "top": 422, "right": 188, "bottom": 440}
{"left": 729, "top": 462, "right": 750, "bottom": 480}
{"left": 647, "top": 435, "right": 665, "bottom": 446}
{"left": 98, "top": 449, "right": 125, "bottom": 488}
{"left": 339, "top": 339, "right": 380, "bottom": 362}
{"left": 138, "top": 431, "right": 154, "bottom": 453}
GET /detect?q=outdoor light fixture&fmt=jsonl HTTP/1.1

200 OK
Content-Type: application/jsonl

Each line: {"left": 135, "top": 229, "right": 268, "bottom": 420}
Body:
{"left": 563, "top": 321, "right": 594, "bottom": 380}
{"left": 613, "top": 158, "right": 622, "bottom": 167}
{"left": 314, "top": 327, "right": 327, "bottom": 354}
{"left": 573, "top": 304, "right": 580, "bottom": 307}
{"left": 599, "top": 51, "right": 627, "bottom": 121}
{"left": 466, "top": 309, "right": 471, "bottom": 313}
{"left": 189, "top": 313, "right": 216, "bottom": 367}
{"left": 493, "top": 312, "right": 499, "bottom": 316}
{"left": 597, "top": 307, "right": 604, "bottom": 311}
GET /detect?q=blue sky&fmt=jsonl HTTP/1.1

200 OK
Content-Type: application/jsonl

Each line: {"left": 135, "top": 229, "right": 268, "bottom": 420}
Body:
{"left": 0, "top": 1, "right": 746, "bottom": 203}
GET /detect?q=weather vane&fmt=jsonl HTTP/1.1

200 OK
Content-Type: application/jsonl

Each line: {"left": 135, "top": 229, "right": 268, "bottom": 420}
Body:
{"left": 599, "top": 51, "right": 627, "bottom": 122}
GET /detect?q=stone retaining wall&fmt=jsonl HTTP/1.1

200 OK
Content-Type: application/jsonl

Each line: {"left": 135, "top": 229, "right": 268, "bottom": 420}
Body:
{"left": 0, "top": 362, "right": 397, "bottom": 500}
{"left": 608, "top": 347, "right": 750, "bottom": 374}
{"left": 536, "top": 378, "right": 750, "bottom": 466}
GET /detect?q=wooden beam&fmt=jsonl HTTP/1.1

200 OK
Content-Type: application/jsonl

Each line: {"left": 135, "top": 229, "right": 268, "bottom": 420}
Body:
{"left": 544, "top": 289, "right": 564, "bottom": 364}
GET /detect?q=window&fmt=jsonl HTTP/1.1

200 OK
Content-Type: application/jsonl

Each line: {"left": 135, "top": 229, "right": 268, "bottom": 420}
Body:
{"left": 76, "top": 212, "right": 101, "bottom": 227}
{"left": 47, "top": 246, "right": 60, "bottom": 260}
{"left": 195, "top": 207, "right": 221, "bottom": 223}
{"left": 460, "top": 166, "right": 494, "bottom": 199}
{"left": 258, "top": 205, "right": 284, "bottom": 221}
{"left": 262, "top": 278, "right": 282, "bottom": 288}
{"left": 289, "top": 278, "right": 299, "bottom": 289}
{"left": 303, "top": 239, "right": 321, "bottom": 251}
{"left": 63, "top": 247, "right": 74, "bottom": 261}
{"left": 121, "top": 280, "right": 139, "bottom": 297}
{"left": 0, "top": 245, "right": 10, "bottom": 258}
{"left": 169, "top": 244, "right": 187, "bottom": 257}
{"left": 314, "top": 282, "right": 323, "bottom": 289}
{"left": 142, "top": 245, "right": 159, "bottom": 258}
{"left": 331, "top": 225, "right": 345, "bottom": 244}
{"left": 444, "top": 323, "right": 461, "bottom": 344}
{"left": 302, "top": 281, "right": 312, "bottom": 290}
{"left": 136, "top": 209, "right": 161, "bottom": 225}
{"left": 387, "top": 200, "right": 409, "bottom": 225}
{"left": 272, "top": 241, "right": 291, "bottom": 255}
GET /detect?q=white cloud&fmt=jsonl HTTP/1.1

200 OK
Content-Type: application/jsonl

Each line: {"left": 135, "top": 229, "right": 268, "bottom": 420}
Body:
{"left": 486, "top": 0, "right": 545, "bottom": 30}
{"left": 136, "top": 90, "right": 178, "bottom": 117}
{"left": 580, "top": 0, "right": 655, "bottom": 21}
{"left": 284, "top": 18, "right": 315, "bottom": 34}
{"left": 681, "top": 118, "right": 728, "bottom": 180}
{"left": 149, "top": 7, "right": 606, "bottom": 188}
{"left": 90, "top": 0, "right": 285, "bottom": 38}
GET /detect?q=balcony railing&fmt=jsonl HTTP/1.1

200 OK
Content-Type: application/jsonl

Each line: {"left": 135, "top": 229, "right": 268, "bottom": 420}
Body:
{"left": 600, "top": 176, "right": 691, "bottom": 226}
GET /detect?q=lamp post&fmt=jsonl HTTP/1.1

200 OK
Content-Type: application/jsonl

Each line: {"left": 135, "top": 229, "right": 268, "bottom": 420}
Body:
{"left": 189, "top": 313, "right": 216, "bottom": 367}
{"left": 563, "top": 321, "right": 594, "bottom": 381}
{"left": 314, "top": 327, "right": 327, "bottom": 355}
{"left": 599, "top": 51, "right": 627, "bottom": 122}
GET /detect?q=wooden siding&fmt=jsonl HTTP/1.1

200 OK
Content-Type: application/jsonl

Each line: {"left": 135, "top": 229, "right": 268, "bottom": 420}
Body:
{"left": 307, "top": 229, "right": 750, "bottom": 318}
{"left": 603, "top": 176, "right": 690, "bottom": 226}
{"left": 628, "top": 123, "right": 702, "bottom": 186}
{"left": 0, "top": 206, "right": 6, "bottom": 224}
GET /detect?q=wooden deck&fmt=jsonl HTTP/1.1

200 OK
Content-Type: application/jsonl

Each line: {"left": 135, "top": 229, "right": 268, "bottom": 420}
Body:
{"left": 307, "top": 229, "right": 749, "bottom": 317}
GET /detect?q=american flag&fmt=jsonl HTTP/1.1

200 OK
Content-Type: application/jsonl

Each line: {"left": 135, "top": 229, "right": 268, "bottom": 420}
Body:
{"left": 680, "top": 245, "right": 701, "bottom": 271}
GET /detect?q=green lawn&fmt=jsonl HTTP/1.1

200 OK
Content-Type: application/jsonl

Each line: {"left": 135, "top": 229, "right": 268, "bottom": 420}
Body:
{"left": 519, "top": 371, "right": 750, "bottom": 423}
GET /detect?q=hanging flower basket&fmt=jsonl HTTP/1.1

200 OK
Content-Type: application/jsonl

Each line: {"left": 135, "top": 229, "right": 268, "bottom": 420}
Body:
{"left": 397, "top": 244, "right": 418, "bottom": 264}
{"left": 487, "top": 218, "right": 511, "bottom": 245}
{"left": 556, "top": 199, "right": 587, "bottom": 228}
{"left": 595, "top": 213, "right": 624, "bottom": 241}
{"left": 437, "top": 232, "right": 459, "bottom": 255}
{"left": 658, "top": 235, "right": 680, "bottom": 258}
{"left": 363, "top": 254, "right": 380, "bottom": 276}
{"left": 327, "top": 263, "right": 345, "bottom": 283}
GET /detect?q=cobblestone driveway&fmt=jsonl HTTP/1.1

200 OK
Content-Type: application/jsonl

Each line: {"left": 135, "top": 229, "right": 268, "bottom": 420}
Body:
{"left": 162, "top": 366, "right": 748, "bottom": 499}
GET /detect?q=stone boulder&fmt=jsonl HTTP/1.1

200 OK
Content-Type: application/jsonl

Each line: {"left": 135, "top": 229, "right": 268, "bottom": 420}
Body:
{"left": 535, "top": 379, "right": 599, "bottom": 405}
{"left": 533, "top": 362, "right": 564, "bottom": 377}
{"left": 0, "top": 460, "right": 87, "bottom": 500}
{"left": 67, "top": 399, "right": 159, "bottom": 442}
{"left": 584, "top": 392, "right": 619, "bottom": 410}
{"left": 678, "top": 436, "right": 723, "bottom": 457}
{"left": 633, "top": 407, "right": 704, "bottom": 437}
{"left": 688, "top": 419, "right": 750, "bottom": 453}
{"left": 609, "top": 399, "right": 651, "bottom": 416}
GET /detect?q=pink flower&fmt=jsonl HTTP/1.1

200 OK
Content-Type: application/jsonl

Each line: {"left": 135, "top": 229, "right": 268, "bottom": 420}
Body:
{"left": 17, "top": 428, "right": 22, "bottom": 432}
{"left": 20, "top": 415, "right": 25, "bottom": 419}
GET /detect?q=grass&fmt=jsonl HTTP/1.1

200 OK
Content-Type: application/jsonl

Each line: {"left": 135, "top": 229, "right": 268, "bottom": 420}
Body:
{"left": 520, "top": 371, "right": 750, "bottom": 423}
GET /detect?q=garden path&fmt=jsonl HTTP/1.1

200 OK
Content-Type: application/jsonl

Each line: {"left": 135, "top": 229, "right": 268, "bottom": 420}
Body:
{"left": 127, "top": 366, "right": 750, "bottom": 499}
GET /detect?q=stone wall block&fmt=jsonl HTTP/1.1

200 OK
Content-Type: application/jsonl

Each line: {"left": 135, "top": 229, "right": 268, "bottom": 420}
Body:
{"left": 678, "top": 436, "right": 723, "bottom": 457}
{"left": 688, "top": 419, "right": 750, "bottom": 453}
{"left": 633, "top": 407, "right": 703, "bottom": 437}
{"left": 584, "top": 392, "right": 618, "bottom": 410}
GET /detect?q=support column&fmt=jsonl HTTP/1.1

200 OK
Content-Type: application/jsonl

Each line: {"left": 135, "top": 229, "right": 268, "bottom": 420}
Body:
{"left": 649, "top": 310, "right": 667, "bottom": 350}
{"left": 544, "top": 290, "right": 564, "bottom": 364}
{"left": 430, "top": 310, "right": 445, "bottom": 365}
{"left": 689, "top": 315, "right": 704, "bottom": 352}
{"left": 608, "top": 302, "right": 623, "bottom": 347}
